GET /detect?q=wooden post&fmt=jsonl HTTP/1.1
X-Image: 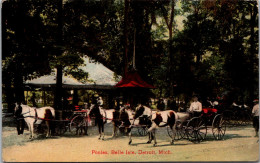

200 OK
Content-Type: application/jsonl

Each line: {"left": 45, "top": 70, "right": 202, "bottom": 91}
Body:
{"left": 73, "top": 89, "right": 79, "bottom": 105}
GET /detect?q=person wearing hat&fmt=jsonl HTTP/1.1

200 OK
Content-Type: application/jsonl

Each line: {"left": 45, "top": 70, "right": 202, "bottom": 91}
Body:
{"left": 97, "top": 96, "right": 103, "bottom": 107}
{"left": 252, "top": 99, "right": 259, "bottom": 137}
{"left": 189, "top": 95, "right": 202, "bottom": 117}
{"left": 92, "top": 94, "right": 99, "bottom": 105}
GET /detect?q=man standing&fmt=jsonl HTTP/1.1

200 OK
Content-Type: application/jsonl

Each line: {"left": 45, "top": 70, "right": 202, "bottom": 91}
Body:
{"left": 14, "top": 103, "right": 25, "bottom": 135}
{"left": 189, "top": 95, "right": 203, "bottom": 117}
{"left": 252, "top": 99, "right": 259, "bottom": 137}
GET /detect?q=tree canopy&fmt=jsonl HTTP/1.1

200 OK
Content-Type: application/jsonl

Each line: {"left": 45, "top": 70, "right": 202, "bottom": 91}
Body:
{"left": 2, "top": 0, "right": 259, "bottom": 111}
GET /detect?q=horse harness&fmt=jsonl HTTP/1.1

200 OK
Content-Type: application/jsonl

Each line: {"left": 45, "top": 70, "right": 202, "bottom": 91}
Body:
{"left": 17, "top": 105, "right": 51, "bottom": 123}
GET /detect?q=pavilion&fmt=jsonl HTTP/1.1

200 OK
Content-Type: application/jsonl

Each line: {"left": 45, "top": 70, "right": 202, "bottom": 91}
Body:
{"left": 24, "top": 57, "right": 121, "bottom": 108}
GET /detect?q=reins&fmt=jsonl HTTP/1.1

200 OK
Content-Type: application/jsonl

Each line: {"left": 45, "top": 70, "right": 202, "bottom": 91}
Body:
{"left": 16, "top": 105, "right": 54, "bottom": 121}
{"left": 17, "top": 116, "right": 54, "bottom": 121}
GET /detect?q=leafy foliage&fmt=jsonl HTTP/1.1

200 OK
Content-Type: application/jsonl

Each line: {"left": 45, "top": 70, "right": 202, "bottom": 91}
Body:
{"left": 2, "top": 0, "right": 259, "bottom": 109}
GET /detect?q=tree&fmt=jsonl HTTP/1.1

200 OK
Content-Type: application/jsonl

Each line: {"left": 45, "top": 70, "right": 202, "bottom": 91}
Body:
{"left": 159, "top": 0, "right": 177, "bottom": 96}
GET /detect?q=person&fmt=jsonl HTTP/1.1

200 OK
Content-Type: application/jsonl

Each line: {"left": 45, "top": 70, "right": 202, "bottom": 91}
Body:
{"left": 90, "top": 94, "right": 100, "bottom": 126}
{"left": 231, "top": 100, "right": 242, "bottom": 110}
{"left": 178, "top": 102, "right": 185, "bottom": 112}
{"left": 252, "top": 99, "right": 259, "bottom": 137}
{"left": 189, "top": 95, "right": 202, "bottom": 117}
{"left": 205, "top": 97, "right": 213, "bottom": 107}
{"left": 30, "top": 92, "right": 37, "bottom": 107}
{"left": 97, "top": 96, "right": 103, "bottom": 107}
{"left": 168, "top": 99, "right": 177, "bottom": 111}
{"left": 212, "top": 99, "right": 219, "bottom": 108}
{"left": 148, "top": 99, "right": 152, "bottom": 107}
{"left": 83, "top": 102, "right": 89, "bottom": 110}
{"left": 157, "top": 98, "right": 165, "bottom": 111}
{"left": 92, "top": 94, "right": 98, "bottom": 104}
{"left": 115, "top": 97, "right": 123, "bottom": 111}
{"left": 14, "top": 102, "right": 25, "bottom": 135}
{"left": 62, "top": 91, "right": 70, "bottom": 110}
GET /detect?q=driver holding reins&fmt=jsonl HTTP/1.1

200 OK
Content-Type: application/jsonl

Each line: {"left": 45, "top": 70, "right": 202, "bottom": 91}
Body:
{"left": 189, "top": 95, "right": 202, "bottom": 117}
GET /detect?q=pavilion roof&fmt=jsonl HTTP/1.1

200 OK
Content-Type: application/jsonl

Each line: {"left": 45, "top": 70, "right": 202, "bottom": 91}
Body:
{"left": 25, "top": 57, "right": 121, "bottom": 90}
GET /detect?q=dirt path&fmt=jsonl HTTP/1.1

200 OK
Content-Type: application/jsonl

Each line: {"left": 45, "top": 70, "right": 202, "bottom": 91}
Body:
{"left": 2, "top": 124, "right": 259, "bottom": 162}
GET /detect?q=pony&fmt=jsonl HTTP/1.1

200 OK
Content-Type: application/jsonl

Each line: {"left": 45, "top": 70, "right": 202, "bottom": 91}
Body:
{"left": 14, "top": 103, "right": 55, "bottom": 139}
{"left": 176, "top": 112, "right": 191, "bottom": 126}
{"left": 88, "top": 104, "right": 120, "bottom": 140}
{"left": 132, "top": 104, "right": 180, "bottom": 146}
{"left": 148, "top": 109, "right": 178, "bottom": 146}
{"left": 119, "top": 104, "right": 153, "bottom": 145}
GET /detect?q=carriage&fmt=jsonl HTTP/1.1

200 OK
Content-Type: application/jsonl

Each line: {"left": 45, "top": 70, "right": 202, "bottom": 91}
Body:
{"left": 167, "top": 107, "right": 227, "bottom": 143}
{"left": 221, "top": 107, "right": 252, "bottom": 127}
{"left": 54, "top": 107, "right": 150, "bottom": 137}
{"left": 53, "top": 109, "right": 89, "bottom": 136}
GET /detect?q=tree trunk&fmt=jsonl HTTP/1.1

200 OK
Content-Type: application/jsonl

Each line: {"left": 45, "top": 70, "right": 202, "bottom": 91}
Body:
{"left": 13, "top": 62, "right": 25, "bottom": 104}
{"left": 4, "top": 73, "right": 15, "bottom": 113}
{"left": 54, "top": 0, "right": 63, "bottom": 111}
{"left": 124, "top": 0, "right": 130, "bottom": 77}
{"left": 249, "top": 2, "right": 258, "bottom": 100}
{"left": 168, "top": 0, "right": 175, "bottom": 97}
{"left": 55, "top": 66, "right": 63, "bottom": 110}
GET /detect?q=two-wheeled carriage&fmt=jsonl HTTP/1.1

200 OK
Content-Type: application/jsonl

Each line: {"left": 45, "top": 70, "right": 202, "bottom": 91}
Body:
{"left": 222, "top": 108, "right": 253, "bottom": 127}
{"left": 69, "top": 109, "right": 90, "bottom": 135}
{"left": 167, "top": 108, "right": 227, "bottom": 143}
{"left": 52, "top": 108, "right": 90, "bottom": 136}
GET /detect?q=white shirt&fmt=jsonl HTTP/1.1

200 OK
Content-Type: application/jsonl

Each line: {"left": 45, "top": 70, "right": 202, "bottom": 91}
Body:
{"left": 252, "top": 104, "right": 259, "bottom": 117}
{"left": 189, "top": 101, "right": 202, "bottom": 112}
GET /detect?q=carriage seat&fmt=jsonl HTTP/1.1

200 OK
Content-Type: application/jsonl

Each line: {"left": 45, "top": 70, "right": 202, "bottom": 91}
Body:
{"left": 202, "top": 108, "right": 217, "bottom": 115}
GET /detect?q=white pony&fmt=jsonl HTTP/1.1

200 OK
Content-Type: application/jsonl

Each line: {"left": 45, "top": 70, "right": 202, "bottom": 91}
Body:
{"left": 14, "top": 103, "right": 55, "bottom": 139}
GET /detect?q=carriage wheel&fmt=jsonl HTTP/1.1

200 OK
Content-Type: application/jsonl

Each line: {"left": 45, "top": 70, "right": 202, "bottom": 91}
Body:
{"left": 70, "top": 115, "right": 86, "bottom": 135}
{"left": 212, "top": 114, "right": 226, "bottom": 140}
{"left": 235, "top": 112, "right": 244, "bottom": 126}
{"left": 167, "top": 122, "right": 185, "bottom": 140}
{"left": 186, "top": 117, "right": 207, "bottom": 143}
{"left": 138, "top": 126, "right": 148, "bottom": 136}
{"left": 244, "top": 112, "right": 253, "bottom": 125}
{"left": 241, "top": 111, "right": 252, "bottom": 125}
{"left": 239, "top": 113, "right": 247, "bottom": 126}
{"left": 234, "top": 110, "right": 244, "bottom": 126}
{"left": 222, "top": 110, "right": 236, "bottom": 127}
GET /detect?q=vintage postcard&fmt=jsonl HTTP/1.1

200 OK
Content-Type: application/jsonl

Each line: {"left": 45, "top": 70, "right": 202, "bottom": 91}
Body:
{"left": 2, "top": 0, "right": 259, "bottom": 162}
